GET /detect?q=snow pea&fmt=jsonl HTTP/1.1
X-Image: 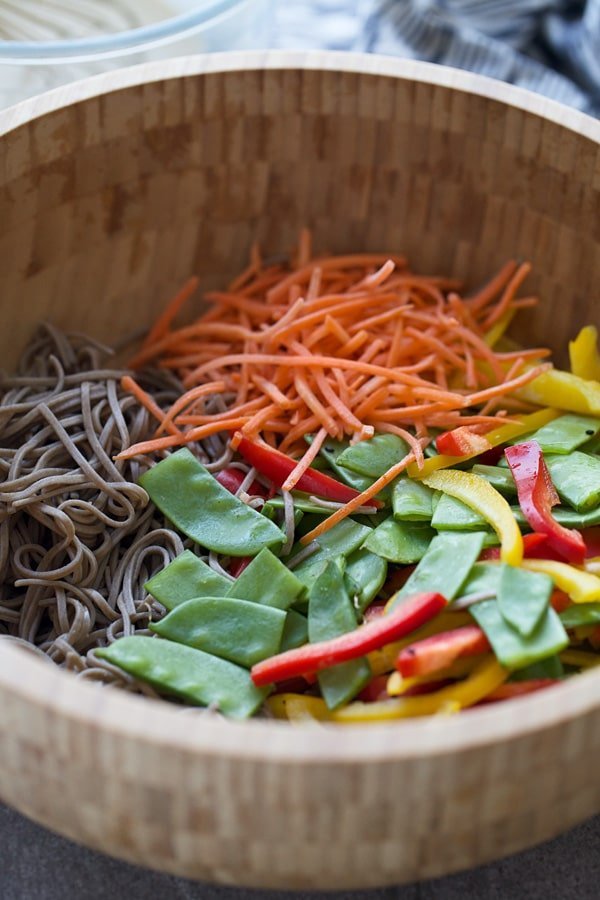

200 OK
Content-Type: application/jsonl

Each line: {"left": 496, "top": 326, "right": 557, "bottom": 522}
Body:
{"left": 460, "top": 562, "right": 502, "bottom": 598}
{"left": 96, "top": 636, "right": 269, "bottom": 719}
{"left": 226, "top": 547, "right": 304, "bottom": 610}
{"left": 526, "top": 413, "right": 600, "bottom": 454}
{"left": 139, "top": 448, "right": 283, "bottom": 556}
{"left": 559, "top": 603, "right": 600, "bottom": 628}
{"left": 308, "top": 561, "right": 371, "bottom": 709}
{"left": 498, "top": 565, "right": 553, "bottom": 637}
{"left": 363, "top": 518, "right": 435, "bottom": 564}
{"left": 308, "top": 434, "right": 393, "bottom": 500}
{"left": 431, "top": 493, "right": 491, "bottom": 532}
{"left": 281, "top": 609, "right": 309, "bottom": 651}
{"left": 545, "top": 452, "right": 600, "bottom": 512}
{"left": 344, "top": 547, "right": 388, "bottom": 616}
{"left": 145, "top": 550, "right": 231, "bottom": 610}
{"left": 392, "top": 477, "right": 436, "bottom": 521}
{"left": 471, "top": 465, "right": 517, "bottom": 497}
{"left": 262, "top": 495, "right": 331, "bottom": 516}
{"left": 336, "top": 433, "right": 409, "bottom": 479}
{"left": 151, "top": 596, "right": 285, "bottom": 667}
{"left": 388, "top": 531, "right": 486, "bottom": 611}
{"left": 511, "top": 503, "right": 600, "bottom": 529}
{"left": 470, "top": 599, "right": 568, "bottom": 670}
{"left": 288, "top": 518, "right": 372, "bottom": 597}
{"left": 510, "top": 655, "right": 564, "bottom": 680}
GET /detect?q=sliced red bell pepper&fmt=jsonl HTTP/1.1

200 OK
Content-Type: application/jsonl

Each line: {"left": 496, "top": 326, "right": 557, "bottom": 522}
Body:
{"left": 504, "top": 441, "right": 585, "bottom": 565}
{"left": 550, "top": 590, "right": 571, "bottom": 613}
{"left": 436, "top": 426, "right": 492, "bottom": 457}
{"left": 480, "top": 532, "right": 560, "bottom": 562}
{"left": 357, "top": 674, "right": 390, "bottom": 702}
{"left": 250, "top": 591, "right": 447, "bottom": 686}
{"left": 583, "top": 527, "right": 600, "bottom": 559}
{"left": 477, "top": 679, "right": 558, "bottom": 703}
{"left": 229, "top": 556, "right": 253, "bottom": 578}
{"left": 235, "top": 434, "right": 381, "bottom": 506}
{"left": 396, "top": 625, "right": 490, "bottom": 678}
{"left": 362, "top": 600, "right": 387, "bottom": 623}
{"left": 216, "top": 466, "right": 267, "bottom": 497}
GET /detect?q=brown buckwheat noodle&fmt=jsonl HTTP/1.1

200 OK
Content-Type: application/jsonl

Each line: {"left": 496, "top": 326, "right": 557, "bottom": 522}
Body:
{"left": 0, "top": 325, "right": 223, "bottom": 695}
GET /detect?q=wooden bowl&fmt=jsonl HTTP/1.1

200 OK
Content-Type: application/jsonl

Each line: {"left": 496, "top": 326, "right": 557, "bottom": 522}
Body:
{"left": 0, "top": 52, "right": 599, "bottom": 890}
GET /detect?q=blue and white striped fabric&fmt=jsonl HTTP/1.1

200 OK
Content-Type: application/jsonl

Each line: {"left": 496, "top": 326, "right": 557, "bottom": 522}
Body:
{"left": 276, "top": 0, "right": 600, "bottom": 116}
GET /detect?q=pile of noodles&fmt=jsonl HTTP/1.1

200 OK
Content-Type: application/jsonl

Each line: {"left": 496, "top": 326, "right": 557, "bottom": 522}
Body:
{"left": 0, "top": 325, "right": 249, "bottom": 696}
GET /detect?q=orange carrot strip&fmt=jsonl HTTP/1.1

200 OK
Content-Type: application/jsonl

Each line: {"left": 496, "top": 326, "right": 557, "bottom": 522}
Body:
{"left": 281, "top": 427, "right": 328, "bottom": 492}
{"left": 267, "top": 255, "right": 407, "bottom": 303}
{"left": 140, "top": 276, "right": 199, "bottom": 352}
{"left": 468, "top": 260, "right": 518, "bottom": 313}
{"left": 300, "top": 451, "right": 418, "bottom": 545}
{"left": 121, "top": 376, "right": 182, "bottom": 437}
{"left": 155, "top": 380, "right": 226, "bottom": 436}
{"left": 293, "top": 373, "right": 339, "bottom": 436}
{"left": 484, "top": 262, "right": 532, "bottom": 328}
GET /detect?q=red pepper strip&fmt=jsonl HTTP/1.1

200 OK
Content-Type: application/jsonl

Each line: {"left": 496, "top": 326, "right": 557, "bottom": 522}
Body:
{"left": 229, "top": 557, "right": 253, "bottom": 578}
{"left": 477, "top": 679, "right": 558, "bottom": 703}
{"left": 476, "top": 446, "right": 505, "bottom": 466}
{"left": 235, "top": 435, "right": 382, "bottom": 507}
{"left": 250, "top": 591, "right": 447, "bottom": 686}
{"left": 216, "top": 466, "right": 267, "bottom": 497}
{"left": 583, "top": 527, "right": 600, "bottom": 559}
{"left": 358, "top": 674, "right": 390, "bottom": 702}
{"left": 550, "top": 590, "right": 571, "bottom": 613}
{"left": 480, "top": 532, "right": 559, "bottom": 562}
{"left": 362, "top": 600, "right": 387, "bottom": 623}
{"left": 504, "top": 441, "right": 586, "bottom": 565}
{"left": 589, "top": 627, "right": 600, "bottom": 649}
{"left": 436, "top": 426, "right": 492, "bottom": 457}
{"left": 396, "top": 625, "right": 490, "bottom": 678}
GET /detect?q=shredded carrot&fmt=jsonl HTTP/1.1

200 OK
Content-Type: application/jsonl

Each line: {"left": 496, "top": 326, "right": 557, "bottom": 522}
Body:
{"left": 139, "top": 276, "right": 199, "bottom": 352}
{"left": 121, "top": 376, "right": 182, "bottom": 437}
{"left": 120, "top": 235, "right": 549, "bottom": 537}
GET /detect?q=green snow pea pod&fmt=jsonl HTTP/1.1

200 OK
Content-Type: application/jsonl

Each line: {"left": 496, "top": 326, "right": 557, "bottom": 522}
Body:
{"left": 344, "top": 547, "right": 388, "bottom": 616}
{"left": 510, "top": 504, "right": 600, "bottom": 529}
{"left": 96, "top": 636, "right": 269, "bottom": 719}
{"left": 431, "top": 493, "right": 491, "bottom": 532}
{"left": 545, "top": 452, "right": 600, "bottom": 512}
{"left": 510, "top": 655, "right": 564, "bottom": 680}
{"left": 308, "top": 561, "right": 371, "bottom": 709}
{"left": 336, "top": 433, "right": 409, "bottom": 479}
{"left": 388, "top": 531, "right": 486, "bottom": 611}
{"left": 139, "top": 448, "right": 283, "bottom": 556}
{"left": 307, "top": 434, "right": 393, "bottom": 500}
{"left": 460, "top": 562, "right": 502, "bottom": 598}
{"left": 526, "top": 414, "right": 600, "bottom": 454}
{"left": 151, "top": 596, "right": 285, "bottom": 667}
{"left": 280, "top": 609, "right": 309, "bottom": 651}
{"left": 262, "top": 495, "right": 331, "bottom": 516}
{"left": 145, "top": 550, "right": 231, "bottom": 610}
{"left": 471, "top": 465, "right": 517, "bottom": 497}
{"left": 559, "top": 603, "right": 600, "bottom": 628}
{"left": 363, "top": 518, "right": 435, "bottom": 564}
{"left": 470, "top": 599, "right": 568, "bottom": 670}
{"left": 227, "top": 547, "right": 304, "bottom": 610}
{"left": 392, "top": 477, "right": 436, "bottom": 521}
{"left": 288, "top": 518, "right": 372, "bottom": 597}
{"left": 497, "top": 565, "right": 553, "bottom": 637}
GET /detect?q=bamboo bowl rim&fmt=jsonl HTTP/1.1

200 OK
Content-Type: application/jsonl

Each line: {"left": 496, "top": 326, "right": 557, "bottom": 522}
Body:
{"left": 1, "top": 50, "right": 599, "bottom": 764}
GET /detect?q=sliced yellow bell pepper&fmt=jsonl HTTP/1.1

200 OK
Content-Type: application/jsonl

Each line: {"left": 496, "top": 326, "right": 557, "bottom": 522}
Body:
{"left": 422, "top": 469, "right": 523, "bottom": 566}
{"left": 569, "top": 325, "right": 600, "bottom": 382}
{"left": 559, "top": 649, "right": 600, "bottom": 669}
{"left": 515, "top": 368, "right": 600, "bottom": 416}
{"left": 484, "top": 308, "right": 517, "bottom": 348}
{"left": 368, "top": 611, "right": 473, "bottom": 675}
{"left": 386, "top": 657, "right": 479, "bottom": 696}
{"left": 266, "top": 693, "right": 331, "bottom": 721}
{"left": 407, "top": 408, "right": 558, "bottom": 479}
{"left": 521, "top": 559, "right": 600, "bottom": 603}
{"left": 332, "top": 657, "right": 508, "bottom": 722}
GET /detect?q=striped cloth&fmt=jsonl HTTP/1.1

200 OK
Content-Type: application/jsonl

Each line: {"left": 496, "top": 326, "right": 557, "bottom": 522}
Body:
{"left": 276, "top": 0, "right": 600, "bottom": 116}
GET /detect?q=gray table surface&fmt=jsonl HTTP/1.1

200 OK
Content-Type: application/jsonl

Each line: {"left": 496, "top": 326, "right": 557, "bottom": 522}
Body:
{"left": 1, "top": 803, "right": 598, "bottom": 899}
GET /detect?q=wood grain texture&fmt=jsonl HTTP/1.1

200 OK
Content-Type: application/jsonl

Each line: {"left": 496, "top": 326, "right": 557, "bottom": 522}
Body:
{"left": 0, "top": 52, "right": 598, "bottom": 889}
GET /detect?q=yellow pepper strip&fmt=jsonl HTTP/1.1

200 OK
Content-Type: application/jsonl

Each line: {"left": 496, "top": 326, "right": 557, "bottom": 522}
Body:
{"left": 515, "top": 368, "right": 600, "bottom": 416}
{"left": 586, "top": 558, "right": 600, "bottom": 576}
{"left": 559, "top": 649, "right": 600, "bottom": 669}
{"left": 484, "top": 308, "right": 517, "bottom": 348}
{"left": 386, "top": 657, "right": 479, "bottom": 696}
{"left": 332, "top": 657, "right": 508, "bottom": 723}
{"left": 422, "top": 470, "right": 523, "bottom": 566}
{"left": 407, "top": 408, "right": 558, "bottom": 479}
{"left": 569, "top": 325, "right": 600, "bottom": 382}
{"left": 368, "top": 611, "right": 473, "bottom": 675}
{"left": 521, "top": 559, "right": 600, "bottom": 603}
{"left": 266, "top": 693, "right": 331, "bottom": 721}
